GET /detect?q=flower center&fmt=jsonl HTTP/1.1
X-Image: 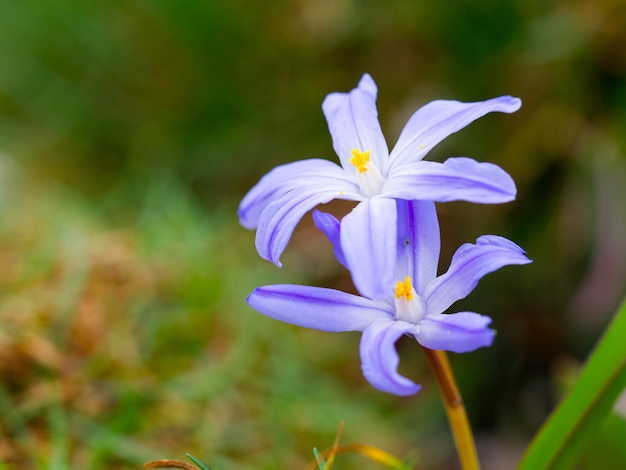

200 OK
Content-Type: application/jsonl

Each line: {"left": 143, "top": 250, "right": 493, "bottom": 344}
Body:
{"left": 394, "top": 276, "right": 425, "bottom": 324}
{"left": 350, "top": 149, "right": 371, "bottom": 173}
{"left": 395, "top": 276, "right": 414, "bottom": 301}
{"left": 350, "top": 148, "right": 385, "bottom": 197}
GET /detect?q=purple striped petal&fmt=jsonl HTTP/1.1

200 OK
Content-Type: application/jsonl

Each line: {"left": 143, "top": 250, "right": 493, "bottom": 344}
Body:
{"left": 424, "top": 235, "right": 532, "bottom": 314}
{"left": 312, "top": 210, "right": 347, "bottom": 269}
{"left": 395, "top": 200, "right": 440, "bottom": 295}
{"left": 416, "top": 312, "right": 495, "bottom": 353}
{"left": 247, "top": 284, "right": 392, "bottom": 332}
{"left": 360, "top": 318, "right": 421, "bottom": 396}
{"left": 239, "top": 159, "right": 357, "bottom": 229}
{"left": 387, "top": 96, "right": 521, "bottom": 171}
{"left": 382, "top": 157, "right": 516, "bottom": 204}
{"left": 322, "top": 74, "right": 390, "bottom": 172}
{"left": 255, "top": 185, "right": 358, "bottom": 266}
{"left": 341, "top": 197, "right": 397, "bottom": 300}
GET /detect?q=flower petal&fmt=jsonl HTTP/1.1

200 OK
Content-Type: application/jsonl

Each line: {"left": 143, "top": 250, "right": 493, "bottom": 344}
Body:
{"left": 360, "top": 318, "right": 421, "bottom": 396}
{"left": 387, "top": 95, "right": 521, "bottom": 171}
{"left": 382, "top": 157, "right": 517, "bottom": 204}
{"left": 322, "top": 74, "right": 389, "bottom": 172}
{"left": 312, "top": 209, "right": 348, "bottom": 269}
{"left": 255, "top": 184, "right": 361, "bottom": 266}
{"left": 395, "top": 200, "right": 440, "bottom": 295}
{"left": 247, "top": 284, "right": 392, "bottom": 332}
{"left": 341, "top": 197, "right": 397, "bottom": 300}
{"left": 416, "top": 312, "right": 495, "bottom": 353}
{"left": 424, "top": 235, "right": 532, "bottom": 314}
{"left": 239, "top": 159, "right": 356, "bottom": 229}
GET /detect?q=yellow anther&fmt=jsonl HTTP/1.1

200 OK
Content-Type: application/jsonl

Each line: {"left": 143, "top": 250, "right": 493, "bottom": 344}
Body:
{"left": 419, "top": 144, "right": 425, "bottom": 149}
{"left": 350, "top": 148, "right": 371, "bottom": 173}
{"left": 394, "top": 276, "right": 414, "bottom": 300}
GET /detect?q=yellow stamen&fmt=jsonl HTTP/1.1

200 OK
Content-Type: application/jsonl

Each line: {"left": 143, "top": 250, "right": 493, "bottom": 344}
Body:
{"left": 350, "top": 148, "right": 371, "bottom": 173}
{"left": 394, "top": 276, "right": 414, "bottom": 300}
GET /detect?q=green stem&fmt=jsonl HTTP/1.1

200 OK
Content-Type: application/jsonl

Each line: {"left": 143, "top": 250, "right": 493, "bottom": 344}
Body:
{"left": 422, "top": 347, "right": 481, "bottom": 470}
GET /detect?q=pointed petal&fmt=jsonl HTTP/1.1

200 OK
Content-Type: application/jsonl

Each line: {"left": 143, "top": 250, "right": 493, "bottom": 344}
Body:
{"left": 383, "top": 157, "right": 517, "bottom": 203}
{"left": 387, "top": 95, "right": 521, "bottom": 171}
{"left": 239, "top": 159, "right": 356, "bottom": 229}
{"left": 360, "top": 318, "right": 421, "bottom": 396}
{"left": 395, "top": 200, "right": 440, "bottom": 294}
{"left": 417, "top": 312, "right": 495, "bottom": 353}
{"left": 341, "top": 197, "right": 397, "bottom": 300}
{"left": 247, "top": 284, "right": 392, "bottom": 332}
{"left": 424, "top": 235, "right": 532, "bottom": 314}
{"left": 322, "top": 74, "right": 389, "bottom": 172}
{"left": 255, "top": 185, "right": 362, "bottom": 266}
{"left": 312, "top": 210, "right": 348, "bottom": 269}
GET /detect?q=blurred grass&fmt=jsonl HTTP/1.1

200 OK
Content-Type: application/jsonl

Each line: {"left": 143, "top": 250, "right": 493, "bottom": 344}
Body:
{"left": 0, "top": 163, "right": 450, "bottom": 468}
{"left": 0, "top": 0, "right": 625, "bottom": 468}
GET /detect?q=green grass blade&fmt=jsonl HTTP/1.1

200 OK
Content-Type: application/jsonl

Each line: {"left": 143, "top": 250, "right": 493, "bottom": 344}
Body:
{"left": 313, "top": 448, "right": 327, "bottom": 470}
{"left": 580, "top": 412, "right": 626, "bottom": 468}
{"left": 518, "top": 298, "right": 626, "bottom": 470}
{"left": 185, "top": 453, "right": 211, "bottom": 470}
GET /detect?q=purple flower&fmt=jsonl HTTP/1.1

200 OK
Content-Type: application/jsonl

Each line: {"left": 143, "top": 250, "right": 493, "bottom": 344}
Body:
{"left": 247, "top": 201, "right": 532, "bottom": 395}
{"left": 239, "top": 74, "right": 521, "bottom": 275}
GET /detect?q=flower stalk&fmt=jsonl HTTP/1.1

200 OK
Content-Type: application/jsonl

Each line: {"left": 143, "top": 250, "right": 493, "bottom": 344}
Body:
{"left": 422, "top": 347, "right": 480, "bottom": 470}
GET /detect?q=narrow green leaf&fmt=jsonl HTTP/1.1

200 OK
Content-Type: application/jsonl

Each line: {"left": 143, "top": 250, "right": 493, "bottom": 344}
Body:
{"left": 580, "top": 412, "right": 626, "bottom": 468}
{"left": 313, "top": 447, "right": 327, "bottom": 470}
{"left": 518, "top": 298, "right": 626, "bottom": 470}
{"left": 185, "top": 453, "right": 211, "bottom": 470}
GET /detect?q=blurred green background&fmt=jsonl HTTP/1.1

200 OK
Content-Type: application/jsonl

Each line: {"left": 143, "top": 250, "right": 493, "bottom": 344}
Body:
{"left": 0, "top": 0, "right": 625, "bottom": 468}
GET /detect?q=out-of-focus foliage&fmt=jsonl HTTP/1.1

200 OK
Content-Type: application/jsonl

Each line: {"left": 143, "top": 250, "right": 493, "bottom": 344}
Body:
{"left": 0, "top": 166, "right": 440, "bottom": 469}
{"left": 0, "top": 0, "right": 625, "bottom": 468}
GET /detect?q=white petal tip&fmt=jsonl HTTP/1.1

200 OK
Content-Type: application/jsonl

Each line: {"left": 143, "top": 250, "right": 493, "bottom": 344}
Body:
{"left": 499, "top": 95, "right": 522, "bottom": 112}
{"left": 358, "top": 73, "right": 377, "bottom": 95}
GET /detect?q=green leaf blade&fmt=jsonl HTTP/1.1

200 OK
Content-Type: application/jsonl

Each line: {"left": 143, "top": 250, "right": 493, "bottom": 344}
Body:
{"left": 519, "top": 298, "right": 626, "bottom": 469}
